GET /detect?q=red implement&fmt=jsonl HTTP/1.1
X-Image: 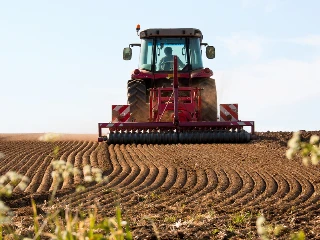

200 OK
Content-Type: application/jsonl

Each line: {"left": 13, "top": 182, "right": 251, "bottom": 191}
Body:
{"left": 98, "top": 56, "right": 255, "bottom": 144}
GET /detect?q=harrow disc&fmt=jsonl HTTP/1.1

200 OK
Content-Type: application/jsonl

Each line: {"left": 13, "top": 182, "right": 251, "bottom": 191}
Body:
{"left": 107, "top": 130, "right": 251, "bottom": 144}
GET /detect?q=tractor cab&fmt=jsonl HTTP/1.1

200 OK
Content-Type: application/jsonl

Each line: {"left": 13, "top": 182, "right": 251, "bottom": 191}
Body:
{"left": 123, "top": 28, "right": 215, "bottom": 73}
{"left": 139, "top": 37, "right": 204, "bottom": 72}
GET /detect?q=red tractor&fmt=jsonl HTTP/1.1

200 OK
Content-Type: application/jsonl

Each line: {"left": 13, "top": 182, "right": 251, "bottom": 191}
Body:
{"left": 98, "top": 26, "right": 255, "bottom": 144}
{"left": 124, "top": 26, "right": 217, "bottom": 123}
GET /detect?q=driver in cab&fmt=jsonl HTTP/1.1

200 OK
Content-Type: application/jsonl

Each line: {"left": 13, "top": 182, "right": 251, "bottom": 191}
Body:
{"left": 158, "top": 47, "right": 185, "bottom": 71}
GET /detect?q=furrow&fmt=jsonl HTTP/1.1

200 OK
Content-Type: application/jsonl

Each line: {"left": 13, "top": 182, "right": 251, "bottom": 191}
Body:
{"left": 60, "top": 141, "right": 90, "bottom": 190}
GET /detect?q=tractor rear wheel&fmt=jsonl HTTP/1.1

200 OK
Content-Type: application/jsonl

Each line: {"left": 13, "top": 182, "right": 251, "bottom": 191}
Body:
{"left": 127, "top": 79, "right": 149, "bottom": 122}
{"left": 192, "top": 78, "right": 217, "bottom": 121}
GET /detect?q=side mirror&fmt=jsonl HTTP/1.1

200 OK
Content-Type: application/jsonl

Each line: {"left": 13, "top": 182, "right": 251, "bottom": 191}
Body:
{"left": 206, "top": 46, "right": 215, "bottom": 59}
{"left": 123, "top": 47, "right": 132, "bottom": 60}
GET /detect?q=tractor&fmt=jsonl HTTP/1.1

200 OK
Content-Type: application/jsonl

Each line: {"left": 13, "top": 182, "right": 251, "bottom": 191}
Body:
{"left": 97, "top": 25, "right": 255, "bottom": 144}
{"left": 124, "top": 26, "right": 216, "bottom": 123}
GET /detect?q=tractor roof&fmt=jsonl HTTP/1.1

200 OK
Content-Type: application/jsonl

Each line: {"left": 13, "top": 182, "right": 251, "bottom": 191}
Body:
{"left": 139, "top": 28, "right": 203, "bottom": 39}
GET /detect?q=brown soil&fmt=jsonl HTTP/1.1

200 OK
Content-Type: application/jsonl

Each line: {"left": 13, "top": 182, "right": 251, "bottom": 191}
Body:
{"left": 1, "top": 131, "right": 320, "bottom": 239}
{"left": 0, "top": 133, "right": 97, "bottom": 141}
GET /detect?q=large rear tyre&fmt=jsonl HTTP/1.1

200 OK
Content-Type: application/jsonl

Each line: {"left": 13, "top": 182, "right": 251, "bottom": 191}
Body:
{"left": 192, "top": 78, "right": 217, "bottom": 121}
{"left": 127, "top": 79, "right": 149, "bottom": 122}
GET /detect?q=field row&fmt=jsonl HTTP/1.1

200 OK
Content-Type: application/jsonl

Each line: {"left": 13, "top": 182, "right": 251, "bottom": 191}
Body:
{"left": 1, "top": 132, "right": 320, "bottom": 238}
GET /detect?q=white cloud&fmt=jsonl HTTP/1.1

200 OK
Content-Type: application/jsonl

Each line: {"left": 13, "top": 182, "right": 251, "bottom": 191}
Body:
{"left": 288, "top": 35, "right": 320, "bottom": 47}
{"left": 217, "top": 33, "right": 320, "bottom": 61}
{"left": 214, "top": 57, "right": 320, "bottom": 130}
{"left": 216, "top": 35, "right": 266, "bottom": 59}
{"left": 216, "top": 58, "right": 320, "bottom": 107}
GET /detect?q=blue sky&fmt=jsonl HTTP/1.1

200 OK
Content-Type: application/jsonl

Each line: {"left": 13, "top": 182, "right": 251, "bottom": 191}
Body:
{"left": 1, "top": 0, "right": 319, "bottom": 134}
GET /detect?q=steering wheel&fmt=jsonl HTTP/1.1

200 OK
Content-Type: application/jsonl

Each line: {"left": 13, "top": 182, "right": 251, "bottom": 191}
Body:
{"left": 159, "top": 61, "right": 184, "bottom": 71}
{"left": 159, "top": 60, "right": 173, "bottom": 71}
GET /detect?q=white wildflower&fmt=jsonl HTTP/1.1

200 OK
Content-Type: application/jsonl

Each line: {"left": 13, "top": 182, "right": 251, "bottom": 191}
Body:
{"left": 52, "top": 160, "right": 66, "bottom": 170}
{"left": 256, "top": 216, "right": 266, "bottom": 235}
{"left": 288, "top": 138, "right": 299, "bottom": 150}
{"left": 91, "top": 167, "right": 102, "bottom": 182}
{"left": 310, "top": 135, "right": 320, "bottom": 145}
{"left": 173, "top": 219, "right": 182, "bottom": 229}
{"left": 17, "top": 181, "right": 28, "bottom": 191}
{"left": 62, "top": 171, "right": 70, "bottom": 180}
{"left": 311, "top": 153, "right": 319, "bottom": 165}
{"left": 38, "top": 133, "right": 61, "bottom": 142}
{"left": 84, "top": 175, "right": 93, "bottom": 182}
{"left": 73, "top": 167, "right": 80, "bottom": 175}
{"left": 286, "top": 148, "right": 295, "bottom": 160}
{"left": 83, "top": 165, "right": 91, "bottom": 176}
{"left": 95, "top": 174, "right": 102, "bottom": 182}
{"left": 121, "top": 221, "right": 127, "bottom": 227}
{"left": 92, "top": 167, "right": 102, "bottom": 174}
{"left": 0, "top": 175, "right": 8, "bottom": 184}
{"left": 0, "top": 201, "right": 10, "bottom": 213}
{"left": 302, "top": 157, "right": 310, "bottom": 166}
{"left": 7, "top": 171, "right": 20, "bottom": 183}
{"left": 66, "top": 162, "right": 74, "bottom": 171}
{"left": 4, "top": 185, "right": 13, "bottom": 196}
{"left": 51, "top": 171, "right": 60, "bottom": 181}
{"left": 21, "top": 176, "right": 29, "bottom": 183}
{"left": 76, "top": 185, "right": 86, "bottom": 192}
{"left": 293, "top": 131, "right": 301, "bottom": 138}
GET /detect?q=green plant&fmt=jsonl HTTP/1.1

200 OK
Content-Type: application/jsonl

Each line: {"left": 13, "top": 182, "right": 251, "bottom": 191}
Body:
{"left": 149, "top": 191, "right": 160, "bottom": 200}
{"left": 0, "top": 133, "right": 132, "bottom": 239}
{"left": 286, "top": 131, "right": 320, "bottom": 165}
{"left": 31, "top": 204, "right": 132, "bottom": 240}
{"left": 0, "top": 166, "right": 29, "bottom": 238}
{"left": 256, "top": 215, "right": 305, "bottom": 240}
{"left": 211, "top": 228, "right": 219, "bottom": 235}
{"left": 290, "top": 230, "right": 306, "bottom": 240}
{"left": 226, "top": 224, "right": 234, "bottom": 233}
{"left": 232, "top": 211, "right": 251, "bottom": 225}
{"left": 164, "top": 215, "right": 176, "bottom": 224}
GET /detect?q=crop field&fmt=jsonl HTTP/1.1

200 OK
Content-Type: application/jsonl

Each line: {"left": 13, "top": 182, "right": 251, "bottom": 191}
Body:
{"left": 0, "top": 132, "right": 320, "bottom": 239}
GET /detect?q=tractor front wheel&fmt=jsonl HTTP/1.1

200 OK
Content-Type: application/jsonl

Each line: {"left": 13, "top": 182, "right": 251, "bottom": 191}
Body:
{"left": 127, "top": 79, "right": 149, "bottom": 122}
{"left": 192, "top": 78, "right": 217, "bottom": 121}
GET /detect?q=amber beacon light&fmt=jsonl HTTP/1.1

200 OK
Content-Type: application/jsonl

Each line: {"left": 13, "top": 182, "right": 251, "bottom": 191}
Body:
{"left": 136, "top": 24, "right": 140, "bottom": 36}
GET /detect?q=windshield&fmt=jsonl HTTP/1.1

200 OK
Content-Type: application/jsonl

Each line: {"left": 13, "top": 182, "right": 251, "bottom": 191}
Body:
{"left": 155, "top": 38, "right": 187, "bottom": 71}
{"left": 139, "top": 37, "right": 203, "bottom": 72}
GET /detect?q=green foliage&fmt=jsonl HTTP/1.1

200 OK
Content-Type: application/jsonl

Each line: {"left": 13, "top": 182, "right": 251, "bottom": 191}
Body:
{"left": 164, "top": 215, "right": 176, "bottom": 224}
{"left": 0, "top": 170, "right": 29, "bottom": 229}
{"left": 0, "top": 134, "right": 132, "bottom": 239}
{"left": 211, "top": 228, "right": 219, "bottom": 235}
{"left": 256, "top": 216, "right": 306, "bottom": 240}
{"left": 286, "top": 131, "right": 320, "bottom": 165}
{"left": 231, "top": 211, "right": 251, "bottom": 225}
{"left": 226, "top": 224, "right": 234, "bottom": 233}
{"left": 31, "top": 200, "right": 40, "bottom": 240}
{"left": 290, "top": 230, "right": 306, "bottom": 240}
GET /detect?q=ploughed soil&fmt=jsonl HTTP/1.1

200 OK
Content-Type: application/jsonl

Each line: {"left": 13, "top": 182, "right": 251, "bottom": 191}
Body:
{"left": 1, "top": 132, "right": 320, "bottom": 239}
